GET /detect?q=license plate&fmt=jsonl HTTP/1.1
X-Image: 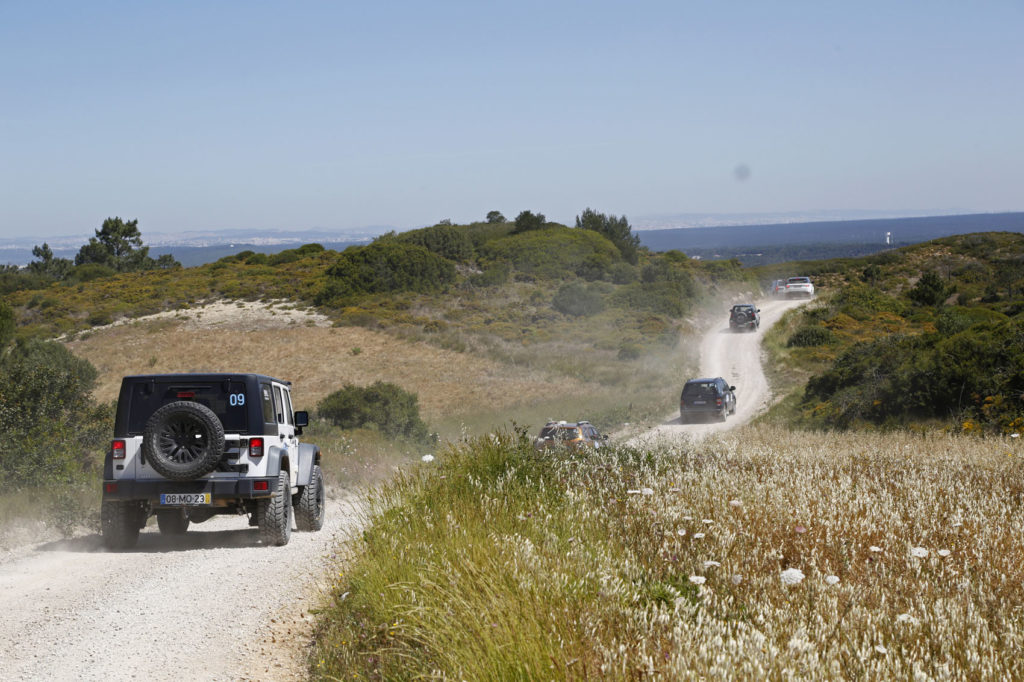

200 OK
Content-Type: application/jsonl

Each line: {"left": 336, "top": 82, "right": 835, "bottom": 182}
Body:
{"left": 693, "top": 400, "right": 706, "bottom": 405}
{"left": 160, "top": 493, "right": 211, "bottom": 505}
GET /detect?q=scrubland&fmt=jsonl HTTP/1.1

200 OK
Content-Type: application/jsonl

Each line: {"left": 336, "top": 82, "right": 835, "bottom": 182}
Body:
{"left": 311, "top": 425, "right": 1024, "bottom": 680}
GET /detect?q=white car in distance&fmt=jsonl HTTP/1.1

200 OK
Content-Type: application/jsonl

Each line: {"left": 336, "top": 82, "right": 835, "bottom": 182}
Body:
{"left": 784, "top": 276, "right": 815, "bottom": 298}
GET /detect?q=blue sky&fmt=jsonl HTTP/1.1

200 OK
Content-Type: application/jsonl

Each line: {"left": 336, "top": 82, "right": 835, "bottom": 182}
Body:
{"left": 1, "top": 1, "right": 1022, "bottom": 241}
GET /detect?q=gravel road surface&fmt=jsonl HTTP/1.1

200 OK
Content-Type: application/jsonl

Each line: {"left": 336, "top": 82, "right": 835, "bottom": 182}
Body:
{"left": 0, "top": 491, "right": 362, "bottom": 681}
{"left": 631, "top": 296, "right": 808, "bottom": 445}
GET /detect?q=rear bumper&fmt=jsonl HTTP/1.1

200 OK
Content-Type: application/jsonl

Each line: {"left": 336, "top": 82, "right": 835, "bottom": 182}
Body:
{"left": 102, "top": 477, "right": 278, "bottom": 502}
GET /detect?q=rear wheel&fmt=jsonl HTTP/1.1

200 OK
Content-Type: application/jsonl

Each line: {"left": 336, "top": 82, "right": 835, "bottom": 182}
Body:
{"left": 295, "top": 465, "right": 326, "bottom": 531}
{"left": 156, "top": 508, "right": 190, "bottom": 535}
{"left": 258, "top": 470, "right": 292, "bottom": 546}
{"left": 101, "top": 501, "right": 145, "bottom": 550}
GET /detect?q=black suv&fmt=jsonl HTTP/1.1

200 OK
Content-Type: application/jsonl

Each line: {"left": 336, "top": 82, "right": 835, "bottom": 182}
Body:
{"left": 100, "top": 373, "right": 325, "bottom": 549}
{"left": 729, "top": 304, "right": 760, "bottom": 332}
{"left": 680, "top": 377, "right": 737, "bottom": 422}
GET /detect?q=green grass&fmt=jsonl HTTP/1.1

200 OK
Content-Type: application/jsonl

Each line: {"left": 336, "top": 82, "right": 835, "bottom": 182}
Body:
{"left": 310, "top": 425, "right": 1024, "bottom": 680}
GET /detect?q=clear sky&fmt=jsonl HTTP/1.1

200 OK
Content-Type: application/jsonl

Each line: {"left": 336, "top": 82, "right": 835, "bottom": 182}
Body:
{"left": 1, "top": 0, "right": 1022, "bottom": 241}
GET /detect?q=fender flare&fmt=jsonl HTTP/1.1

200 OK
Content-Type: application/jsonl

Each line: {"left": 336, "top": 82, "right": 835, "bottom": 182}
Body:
{"left": 265, "top": 446, "right": 289, "bottom": 479}
{"left": 295, "top": 443, "right": 321, "bottom": 487}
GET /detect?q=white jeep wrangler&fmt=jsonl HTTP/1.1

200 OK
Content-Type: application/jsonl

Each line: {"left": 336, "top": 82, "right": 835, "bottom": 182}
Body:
{"left": 100, "top": 373, "right": 325, "bottom": 549}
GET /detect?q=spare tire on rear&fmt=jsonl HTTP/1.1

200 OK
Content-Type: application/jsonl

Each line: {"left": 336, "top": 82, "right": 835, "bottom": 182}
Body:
{"left": 142, "top": 401, "right": 225, "bottom": 481}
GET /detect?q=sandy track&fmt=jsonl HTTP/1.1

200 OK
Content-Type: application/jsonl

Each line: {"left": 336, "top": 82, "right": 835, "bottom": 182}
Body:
{"left": 0, "top": 491, "right": 363, "bottom": 681}
{"left": 631, "top": 297, "right": 808, "bottom": 446}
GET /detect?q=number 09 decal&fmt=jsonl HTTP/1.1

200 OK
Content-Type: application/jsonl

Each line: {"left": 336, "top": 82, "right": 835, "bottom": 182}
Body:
{"left": 229, "top": 393, "right": 246, "bottom": 406}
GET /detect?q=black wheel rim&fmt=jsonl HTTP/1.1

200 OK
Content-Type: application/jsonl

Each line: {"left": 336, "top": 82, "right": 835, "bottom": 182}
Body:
{"left": 157, "top": 415, "right": 210, "bottom": 464}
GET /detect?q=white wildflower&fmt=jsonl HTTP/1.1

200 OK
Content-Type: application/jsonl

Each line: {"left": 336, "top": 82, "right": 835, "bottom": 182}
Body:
{"left": 875, "top": 644, "right": 888, "bottom": 655}
{"left": 420, "top": 454, "right": 435, "bottom": 463}
{"left": 896, "top": 613, "right": 919, "bottom": 625}
{"left": 730, "top": 574, "right": 743, "bottom": 585}
{"left": 704, "top": 560, "right": 721, "bottom": 568}
{"left": 938, "top": 549, "right": 951, "bottom": 557}
{"left": 910, "top": 547, "right": 929, "bottom": 559}
{"left": 729, "top": 499, "right": 742, "bottom": 508}
{"left": 641, "top": 487, "right": 654, "bottom": 496}
{"left": 1011, "top": 433, "right": 1020, "bottom": 438}
{"left": 689, "top": 575, "right": 706, "bottom": 585}
{"left": 669, "top": 487, "right": 681, "bottom": 493}
{"left": 780, "top": 568, "right": 805, "bottom": 585}
{"left": 702, "top": 519, "right": 714, "bottom": 525}
{"left": 692, "top": 532, "right": 706, "bottom": 539}
{"left": 681, "top": 515, "right": 693, "bottom": 521}
{"left": 626, "top": 489, "right": 641, "bottom": 495}
{"left": 676, "top": 528, "right": 687, "bottom": 537}
{"left": 869, "top": 545, "right": 883, "bottom": 553}
{"left": 824, "top": 575, "right": 840, "bottom": 585}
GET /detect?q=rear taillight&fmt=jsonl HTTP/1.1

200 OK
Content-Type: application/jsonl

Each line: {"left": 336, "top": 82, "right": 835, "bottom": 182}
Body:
{"left": 716, "top": 398, "right": 723, "bottom": 407}
{"left": 253, "top": 481, "right": 269, "bottom": 491}
{"left": 111, "top": 440, "right": 126, "bottom": 459}
{"left": 104, "top": 483, "right": 117, "bottom": 493}
{"left": 249, "top": 437, "right": 264, "bottom": 457}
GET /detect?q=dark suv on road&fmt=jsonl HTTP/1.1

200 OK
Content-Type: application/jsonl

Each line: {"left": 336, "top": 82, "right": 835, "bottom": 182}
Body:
{"left": 729, "top": 304, "right": 760, "bottom": 332}
{"left": 100, "top": 373, "right": 325, "bottom": 549}
{"left": 680, "top": 377, "right": 736, "bottom": 422}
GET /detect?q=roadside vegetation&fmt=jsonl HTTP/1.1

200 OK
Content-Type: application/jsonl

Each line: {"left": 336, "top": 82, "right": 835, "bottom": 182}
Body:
{"left": 311, "top": 425, "right": 1024, "bottom": 679}
{"left": 756, "top": 232, "right": 1024, "bottom": 433}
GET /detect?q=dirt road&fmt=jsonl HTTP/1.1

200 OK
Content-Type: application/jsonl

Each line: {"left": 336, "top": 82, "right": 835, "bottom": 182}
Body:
{"left": 631, "top": 296, "right": 808, "bottom": 446}
{"left": 0, "top": 492, "right": 362, "bottom": 681}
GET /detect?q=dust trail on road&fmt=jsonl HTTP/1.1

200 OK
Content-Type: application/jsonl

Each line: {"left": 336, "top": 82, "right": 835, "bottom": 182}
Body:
{"left": 630, "top": 297, "right": 808, "bottom": 448}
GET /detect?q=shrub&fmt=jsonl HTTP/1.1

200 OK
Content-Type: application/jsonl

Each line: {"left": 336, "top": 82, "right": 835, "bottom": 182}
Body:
{"left": 552, "top": 281, "right": 604, "bottom": 317}
{"left": 908, "top": 271, "right": 948, "bottom": 306}
{"left": 512, "top": 210, "right": 546, "bottom": 233}
{"left": 608, "top": 262, "right": 639, "bottom": 284}
{"left": 787, "top": 325, "right": 835, "bottom": 347}
{"left": 0, "top": 339, "right": 109, "bottom": 487}
{"left": 317, "top": 381, "right": 431, "bottom": 441}
{"left": 468, "top": 264, "right": 510, "bottom": 288}
{"left": 479, "top": 227, "right": 620, "bottom": 280}
{"left": 394, "top": 225, "right": 475, "bottom": 263}
{"left": 316, "top": 242, "right": 456, "bottom": 306}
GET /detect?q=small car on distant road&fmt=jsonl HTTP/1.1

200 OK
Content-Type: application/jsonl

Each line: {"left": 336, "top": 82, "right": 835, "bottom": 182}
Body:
{"left": 769, "top": 279, "right": 786, "bottom": 297}
{"left": 679, "top": 377, "right": 736, "bottom": 423}
{"left": 534, "top": 420, "right": 606, "bottom": 451}
{"left": 784, "top": 276, "right": 815, "bottom": 298}
{"left": 729, "top": 304, "right": 760, "bottom": 332}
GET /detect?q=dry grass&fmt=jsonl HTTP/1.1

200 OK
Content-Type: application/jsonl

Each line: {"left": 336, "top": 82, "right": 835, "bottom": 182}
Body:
{"left": 312, "top": 424, "right": 1024, "bottom": 680}
{"left": 63, "top": 302, "right": 596, "bottom": 421}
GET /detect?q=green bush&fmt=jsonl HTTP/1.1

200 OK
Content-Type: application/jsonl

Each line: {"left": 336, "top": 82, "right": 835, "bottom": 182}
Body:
{"left": 908, "top": 271, "right": 948, "bottom": 306}
{"left": 0, "top": 339, "right": 109, "bottom": 487}
{"left": 617, "top": 342, "right": 642, "bottom": 360}
{"left": 316, "top": 242, "right": 456, "bottom": 306}
{"left": 787, "top": 325, "right": 835, "bottom": 347}
{"left": 394, "top": 225, "right": 475, "bottom": 263}
{"left": 268, "top": 243, "right": 325, "bottom": 266}
{"left": 317, "top": 381, "right": 432, "bottom": 441}
{"left": 552, "top": 281, "right": 605, "bottom": 317}
{"left": 479, "top": 226, "right": 620, "bottom": 280}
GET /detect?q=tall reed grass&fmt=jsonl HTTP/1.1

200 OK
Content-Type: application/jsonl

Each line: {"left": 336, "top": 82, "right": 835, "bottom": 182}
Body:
{"left": 311, "top": 424, "right": 1024, "bottom": 680}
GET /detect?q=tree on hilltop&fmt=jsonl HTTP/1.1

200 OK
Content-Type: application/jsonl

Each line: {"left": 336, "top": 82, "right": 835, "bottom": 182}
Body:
{"left": 486, "top": 210, "right": 506, "bottom": 224}
{"left": 575, "top": 208, "right": 640, "bottom": 265}
{"left": 75, "top": 217, "right": 180, "bottom": 272}
{"left": 512, "top": 210, "right": 546, "bottom": 233}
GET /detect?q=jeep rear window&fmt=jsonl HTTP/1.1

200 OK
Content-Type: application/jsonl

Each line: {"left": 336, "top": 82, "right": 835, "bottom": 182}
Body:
{"left": 126, "top": 380, "right": 248, "bottom": 434}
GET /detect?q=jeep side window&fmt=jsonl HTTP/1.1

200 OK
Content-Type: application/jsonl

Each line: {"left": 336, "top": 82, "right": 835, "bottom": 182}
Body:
{"left": 282, "top": 390, "right": 294, "bottom": 425}
{"left": 260, "top": 383, "right": 276, "bottom": 424}
{"left": 273, "top": 386, "right": 285, "bottom": 423}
